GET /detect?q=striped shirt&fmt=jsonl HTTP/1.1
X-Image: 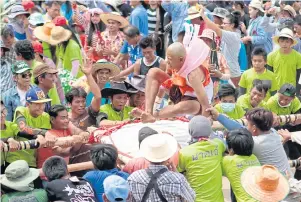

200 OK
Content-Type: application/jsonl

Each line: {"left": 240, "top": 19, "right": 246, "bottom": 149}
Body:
{"left": 147, "top": 8, "right": 162, "bottom": 35}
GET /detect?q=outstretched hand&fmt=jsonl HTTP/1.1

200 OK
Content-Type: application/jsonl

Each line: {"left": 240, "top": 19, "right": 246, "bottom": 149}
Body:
{"left": 81, "top": 59, "right": 93, "bottom": 75}
{"left": 206, "top": 107, "right": 219, "bottom": 121}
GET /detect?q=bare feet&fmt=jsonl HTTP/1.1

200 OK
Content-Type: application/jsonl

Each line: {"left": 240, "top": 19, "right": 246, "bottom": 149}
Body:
{"left": 141, "top": 112, "right": 156, "bottom": 123}
{"left": 130, "top": 108, "right": 144, "bottom": 118}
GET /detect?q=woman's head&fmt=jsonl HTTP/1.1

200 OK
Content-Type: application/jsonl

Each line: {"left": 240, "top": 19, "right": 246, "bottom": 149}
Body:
{"left": 245, "top": 108, "right": 273, "bottom": 135}
{"left": 248, "top": 6, "right": 264, "bottom": 19}
{"left": 222, "top": 11, "right": 241, "bottom": 31}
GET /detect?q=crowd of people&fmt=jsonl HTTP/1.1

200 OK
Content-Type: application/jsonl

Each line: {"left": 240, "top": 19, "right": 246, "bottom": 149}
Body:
{"left": 1, "top": 0, "right": 301, "bottom": 201}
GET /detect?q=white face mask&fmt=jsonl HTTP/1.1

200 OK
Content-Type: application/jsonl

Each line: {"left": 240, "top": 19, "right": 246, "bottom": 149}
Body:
{"left": 277, "top": 99, "right": 291, "bottom": 108}
{"left": 221, "top": 103, "right": 236, "bottom": 113}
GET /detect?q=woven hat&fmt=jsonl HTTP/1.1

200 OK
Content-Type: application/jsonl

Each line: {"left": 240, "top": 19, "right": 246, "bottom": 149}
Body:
{"left": 7, "top": 4, "right": 30, "bottom": 18}
{"left": 28, "top": 12, "right": 45, "bottom": 26}
{"left": 273, "top": 28, "right": 298, "bottom": 47}
{"left": 210, "top": 7, "right": 230, "bottom": 19}
{"left": 33, "top": 22, "right": 55, "bottom": 43}
{"left": 125, "top": 75, "right": 146, "bottom": 93}
{"left": 249, "top": 0, "right": 264, "bottom": 13}
{"left": 101, "top": 82, "right": 138, "bottom": 98}
{"left": 92, "top": 59, "right": 121, "bottom": 77}
{"left": 100, "top": 12, "right": 129, "bottom": 28}
{"left": 185, "top": 6, "right": 202, "bottom": 20}
{"left": 33, "top": 63, "right": 58, "bottom": 78}
{"left": 140, "top": 133, "right": 178, "bottom": 163}
{"left": 0, "top": 160, "right": 39, "bottom": 192}
{"left": 282, "top": 5, "right": 296, "bottom": 18}
{"left": 47, "top": 26, "right": 72, "bottom": 46}
{"left": 199, "top": 29, "right": 217, "bottom": 41}
{"left": 241, "top": 165, "right": 289, "bottom": 202}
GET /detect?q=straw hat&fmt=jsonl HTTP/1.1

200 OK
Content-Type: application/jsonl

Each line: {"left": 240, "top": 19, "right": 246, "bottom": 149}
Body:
{"left": 273, "top": 28, "right": 298, "bottom": 47}
{"left": 241, "top": 165, "right": 289, "bottom": 202}
{"left": 140, "top": 133, "right": 178, "bottom": 163}
{"left": 92, "top": 59, "right": 121, "bottom": 77}
{"left": 185, "top": 6, "right": 202, "bottom": 21}
{"left": 100, "top": 12, "right": 129, "bottom": 28}
{"left": 249, "top": 0, "right": 264, "bottom": 13}
{"left": 199, "top": 29, "right": 217, "bottom": 41}
{"left": 282, "top": 5, "right": 296, "bottom": 18}
{"left": 48, "top": 26, "right": 72, "bottom": 46}
{"left": 33, "top": 22, "right": 55, "bottom": 43}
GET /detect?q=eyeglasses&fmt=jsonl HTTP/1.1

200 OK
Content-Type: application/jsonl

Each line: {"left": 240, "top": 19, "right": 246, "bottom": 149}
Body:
{"left": 21, "top": 73, "right": 32, "bottom": 78}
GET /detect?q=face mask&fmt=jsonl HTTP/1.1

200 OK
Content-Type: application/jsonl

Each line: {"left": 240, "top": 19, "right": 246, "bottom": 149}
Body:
{"left": 277, "top": 99, "right": 291, "bottom": 108}
{"left": 221, "top": 103, "right": 236, "bottom": 113}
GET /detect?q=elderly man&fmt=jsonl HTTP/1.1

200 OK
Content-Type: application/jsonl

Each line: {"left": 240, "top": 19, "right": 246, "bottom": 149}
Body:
{"left": 128, "top": 133, "right": 195, "bottom": 201}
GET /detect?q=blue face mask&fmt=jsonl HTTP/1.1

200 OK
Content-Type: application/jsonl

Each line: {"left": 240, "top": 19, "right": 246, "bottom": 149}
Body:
{"left": 221, "top": 103, "right": 236, "bottom": 113}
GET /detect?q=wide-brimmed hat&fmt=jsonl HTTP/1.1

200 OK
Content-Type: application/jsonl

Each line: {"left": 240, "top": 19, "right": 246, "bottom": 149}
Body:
{"left": 101, "top": 82, "right": 138, "bottom": 98}
{"left": 7, "top": 4, "right": 30, "bottom": 19}
{"left": 185, "top": 6, "right": 202, "bottom": 21}
{"left": 100, "top": 12, "right": 129, "bottom": 28}
{"left": 92, "top": 59, "right": 121, "bottom": 77}
{"left": 48, "top": 26, "right": 72, "bottom": 46}
{"left": 249, "top": 0, "right": 264, "bottom": 13}
{"left": 0, "top": 160, "right": 39, "bottom": 192}
{"left": 140, "top": 133, "right": 178, "bottom": 163}
{"left": 125, "top": 75, "right": 146, "bottom": 93}
{"left": 28, "top": 12, "right": 45, "bottom": 26}
{"left": 0, "top": 0, "right": 22, "bottom": 17}
{"left": 210, "top": 7, "right": 230, "bottom": 19}
{"left": 241, "top": 165, "right": 289, "bottom": 202}
{"left": 33, "top": 22, "right": 55, "bottom": 43}
{"left": 282, "top": 5, "right": 296, "bottom": 18}
{"left": 199, "top": 29, "right": 217, "bottom": 41}
{"left": 273, "top": 28, "right": 298, "bottom": 47}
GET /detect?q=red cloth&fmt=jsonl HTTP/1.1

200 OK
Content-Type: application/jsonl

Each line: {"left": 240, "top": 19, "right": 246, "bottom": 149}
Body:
{"left": 22, "top": 0, "right": 35, "bottom": 11}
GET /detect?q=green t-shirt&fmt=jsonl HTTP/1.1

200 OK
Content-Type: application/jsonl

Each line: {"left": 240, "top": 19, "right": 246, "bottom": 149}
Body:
{"left": 237, "top": 94, "right": 266, "bottom": 112}
{"left": 177, "top": 139, "right": 226, "bottom": 202}
{"left": 222, "top": 154, "right": 260, "bottom": 202}
{"left": 99, "top": 104, "right": 133, "bottom": 121}
{"left": 265, "top": 94, "right": 301, "bottom": 115}
{"left": 215, "top": 103, "right": 245, "bottom": 119}
{"left": 239, "top": 68, "right": 278, "bottom": 101}
{"left": 56, "top": 39, "right": 84, "bottom": 78}
{"left": 12, "top": 107, "right": 51, "bottom": 167}
{"left": 267, "top": 49, "right": 301, "bottom": 87}
{"left": 31, "top": 60, "right": 61, "bottom": 106}
{"left": 1, "top": 189, "right": 48, "bottom": 202}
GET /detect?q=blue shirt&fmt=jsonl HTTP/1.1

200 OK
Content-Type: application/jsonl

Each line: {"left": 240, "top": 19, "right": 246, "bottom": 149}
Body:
{"left": 83, "top": 168, "right": 129, "bottom": 202}
{"left": 60, "top": 2, "right": 73, "bottom": 24}
{"left": 120, "top": 40, "right": 143, "bottom": 65}
{"left": 129, "top": 5, "right": 148, "bottom": 36}
{"left": 86, "top": 82, "right": 111, "bottom": 107}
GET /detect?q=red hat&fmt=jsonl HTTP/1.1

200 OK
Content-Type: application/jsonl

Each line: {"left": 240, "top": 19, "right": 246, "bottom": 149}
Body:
{"left": 52, "top": 16, "right": 67, "bottom": 26}
{"left": 22, "top": 0, "right": 35, "bottom": 11}
{"left": 31, "top": 41, "right": 43, "bottom": 55}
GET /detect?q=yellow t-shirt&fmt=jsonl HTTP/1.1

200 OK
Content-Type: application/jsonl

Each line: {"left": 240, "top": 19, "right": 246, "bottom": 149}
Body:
{"left": 237, "top": 94, "right": 266, "bottom": 112}
{"left": 222, "top": 154, "right": 260, "bottom": 202}
{"left": 239, "top": 68, "right": 278, "bottom": 101}
{"left": 215, "top": 103, "right": 245, "bottom": 119}
{"left": 265, "top": 94, "right": 301, "bottom": 115}
{"left": 267, "top": 49, "right": 301, "bottom": 87}
{"left": 99, "top": 104, "right": 133, "bottom": 121}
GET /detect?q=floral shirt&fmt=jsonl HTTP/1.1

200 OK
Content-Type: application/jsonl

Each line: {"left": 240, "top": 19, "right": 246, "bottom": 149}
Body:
{"left": 99, "top": 30, "right": 125, "bottom": 62}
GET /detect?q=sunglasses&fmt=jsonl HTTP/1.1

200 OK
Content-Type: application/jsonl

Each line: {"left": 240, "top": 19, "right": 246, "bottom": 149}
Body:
{"left": 21, "top": 73, "right": 32, "bottom": 78}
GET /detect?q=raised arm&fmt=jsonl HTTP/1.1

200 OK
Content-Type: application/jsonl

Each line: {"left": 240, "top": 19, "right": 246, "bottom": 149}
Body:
{"left": 200, "top": 6, "right": 222, "bottom": 37}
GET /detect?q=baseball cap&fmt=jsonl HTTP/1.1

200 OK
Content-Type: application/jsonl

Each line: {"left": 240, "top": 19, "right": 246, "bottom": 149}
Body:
{"left": 26, "top": 86, "right": 52, "bottom": 103}
{"left": 279, "top": 83, "right": 296, "bottom": 97}
{"left": 11, "top": 61, "right": 32, "bottom": 74}
{"left": 103, "top": 175, "right": 129, "bottom": 202}
{"left": 52, "top": 16, "right": 68, "bottom": 26}
{"left": 33, "top": 63, "right": 58, "bottom": 78}
{"left": 31, "top": 41, "right": 43, "bottom": 55}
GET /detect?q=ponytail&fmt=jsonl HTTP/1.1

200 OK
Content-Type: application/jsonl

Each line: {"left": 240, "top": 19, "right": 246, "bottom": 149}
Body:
{"left": 226, "top": 11, "right": 241, "bottom": 29}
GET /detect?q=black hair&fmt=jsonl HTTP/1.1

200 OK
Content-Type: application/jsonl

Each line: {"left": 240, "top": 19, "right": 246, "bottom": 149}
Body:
{"left": 123, "top": 25, "right": 140, "bottom": 38}
{"left": 48, "top": 105, "right": 67, "bottom": 118}
{"left": 225, "top": 11, "right": 241, "bottom": 29}
{"left": 139, "top": 36, "right": 155, "bottom": 49}
{"left": 65, "top": 87, "right": 87, "bottom": 104}
{"left": 251, "top": 47, "right": 267, "bottom": 61}
{"left": 279, "top": 35, "right": 294, "bottom": 44}
{"left": 295, "top": 15, "right": 301, "bottom": 26}
{"left": 34, "top": 72, "right": 46, "bottom": 85}
{"left": 42, "top": 156, "right": 68, "bottom": 182}
{"left": 234, "top": 1, "right": 245, "bottom": 9}
{"left": 245, "top": 108, "right": 273, "bottom": 131}
{"left": 87, "top": 15, "right": 106, "bottom": 47}
{"left": 138, "top": 126, "right": 158, "bottom": 146}
{"left": 178, "top": 30, "right": 186, "bottom": 39}
{"left": 90, "top": 144, "right": 118, "bottom": 170}
{"left": 14, "top": 40, "right": 35, "bottom": 61}
{"left": 1, "top": 100, "right": 3, "bottom": 105}
{"left": 45, "top": 1, "right": 62, "bottom": 7}
{"left": 226, "top": 128, "right": 254, "bottom": 156}
{"left": 218, "top": 84, "right": 238, "bottom": 100}
{"left": 61, "top": 25, "right": 82, "bottom": 50}
{"left": 1, "top": 25, "right": 14, "bottom": 39}
{"left": 252, "top": 80, "right": 268, "bottom": 95}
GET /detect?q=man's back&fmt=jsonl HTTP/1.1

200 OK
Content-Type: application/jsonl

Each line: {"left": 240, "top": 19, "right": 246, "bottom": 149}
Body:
{"left": 128, "top": 164, "right": 195, "bottom": 202}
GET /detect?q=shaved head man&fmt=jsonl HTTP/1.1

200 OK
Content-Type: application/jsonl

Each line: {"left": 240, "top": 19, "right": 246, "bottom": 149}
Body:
{"left": 166, "top": 42, "right": 187, "bottom": 71}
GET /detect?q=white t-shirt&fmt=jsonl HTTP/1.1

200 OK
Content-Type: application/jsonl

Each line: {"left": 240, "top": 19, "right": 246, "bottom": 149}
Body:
{"left": 17, "top": 87, "right": 27, "bottom": 106}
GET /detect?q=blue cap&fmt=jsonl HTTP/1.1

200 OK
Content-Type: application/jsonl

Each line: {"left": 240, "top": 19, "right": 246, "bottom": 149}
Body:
{"left": 103, "top": 175, "right": 129, "bottom": 202}
{"left": 26, "top": 86, "right": 52, "bottom": 103}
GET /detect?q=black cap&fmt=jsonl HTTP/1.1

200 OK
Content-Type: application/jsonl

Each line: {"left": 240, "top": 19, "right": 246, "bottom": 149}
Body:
{"left": 279, "top": 83, "right": 296, "bottom": 97}
{"left": 138, "top": 127, "right": 158, "bottom": 146}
